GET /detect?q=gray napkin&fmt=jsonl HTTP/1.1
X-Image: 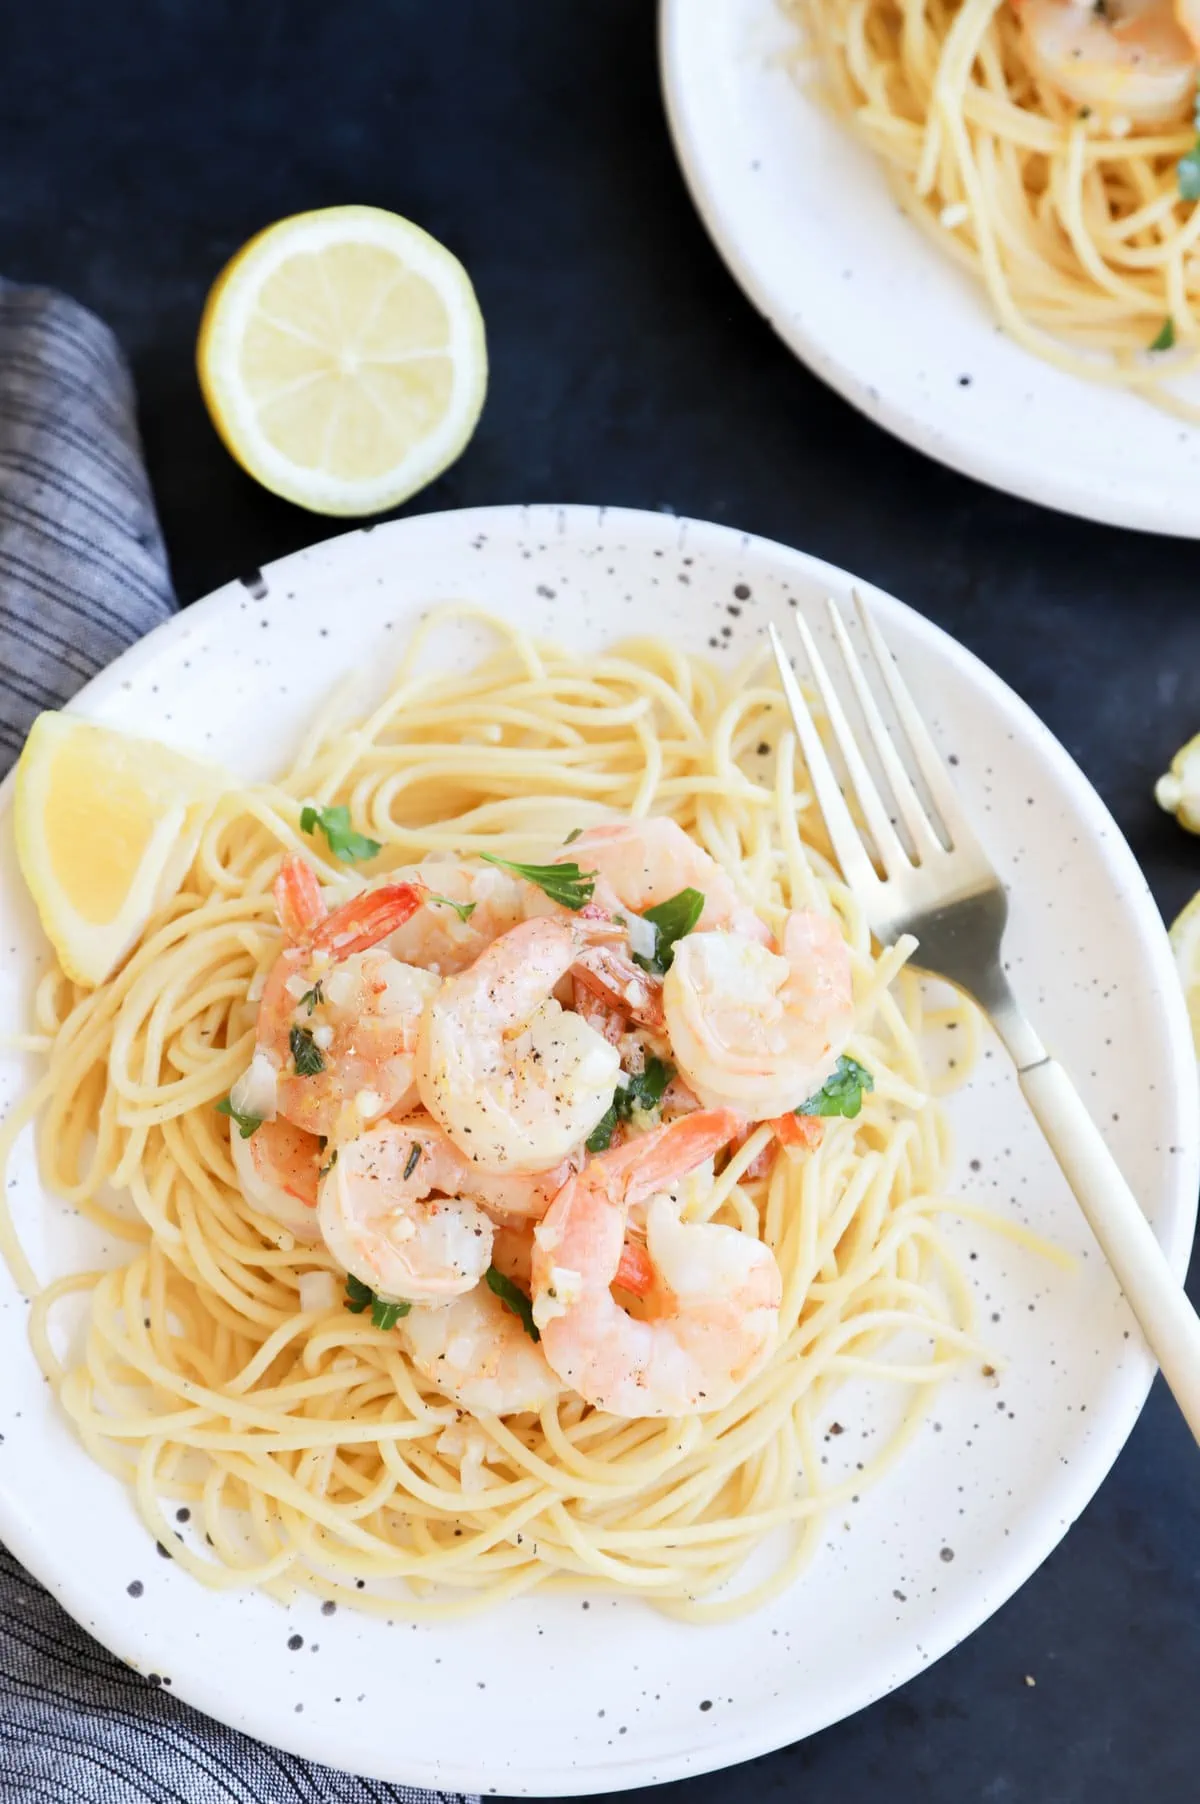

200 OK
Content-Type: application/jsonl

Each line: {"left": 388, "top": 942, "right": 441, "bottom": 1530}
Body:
{"left": 0, "top": 281, "right": 478, "bottom": 1804}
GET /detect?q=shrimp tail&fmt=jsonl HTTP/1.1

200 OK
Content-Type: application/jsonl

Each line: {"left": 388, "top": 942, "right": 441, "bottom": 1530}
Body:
{"left": 770, "top": 1112, "right": 825, "bottom": 1159}
{"left": 573, "top": 977, "right": 626, "bottom": 1046}
{"left": 571, "top": 945, "right": 665, "bottom": 1032}
{"left": 615, "top": 1235, "right": 655, "bottom": 1297}
{"left": 312, "top": 882, "right": 428, "bottom": 960}
{"left": 274, "top": 856, "right": 327, "bottom": 941}
{"left": 595, "top": 1108, "right": 741, "bottom": 1206}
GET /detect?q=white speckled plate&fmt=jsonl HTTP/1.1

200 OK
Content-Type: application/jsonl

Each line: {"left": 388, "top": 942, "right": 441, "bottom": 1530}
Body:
{"left": 660, "top": 0, "right": 1200, "bottom": 536}
{"left": 0, "top": 504, "right": 1195, "bottom": 1794}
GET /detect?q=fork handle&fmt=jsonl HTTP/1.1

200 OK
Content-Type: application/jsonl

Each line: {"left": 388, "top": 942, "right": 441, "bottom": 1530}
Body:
{"left": 1020, "top": 1057, "right": 1200, "bottom": 1443}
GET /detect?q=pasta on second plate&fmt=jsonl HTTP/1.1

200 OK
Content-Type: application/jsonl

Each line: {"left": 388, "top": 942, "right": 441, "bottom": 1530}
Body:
{"left": 790, "top": 0, "right": 1200, "bottom": 415}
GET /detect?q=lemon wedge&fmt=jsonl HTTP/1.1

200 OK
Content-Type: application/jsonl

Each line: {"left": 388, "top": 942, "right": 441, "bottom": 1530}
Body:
{"left": 1169, "top": 890, "right": 1200, "bottom": 1053}
{"left": 1155, "top": 732, "right": 1200, "bottom": 833}
{"left": 196, "top": 205, "right": 487, "bottom": 516}
{"left": 13, "top": 712, "right": 226, "bottom": 987}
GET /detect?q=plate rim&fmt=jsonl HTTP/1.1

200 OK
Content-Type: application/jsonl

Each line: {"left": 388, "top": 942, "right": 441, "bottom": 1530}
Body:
{"left": 0, "top": 500, "right": 1195, "bottom": 1792}
{"left": 657, "top": 0, "right": 1197, "bottom": 540}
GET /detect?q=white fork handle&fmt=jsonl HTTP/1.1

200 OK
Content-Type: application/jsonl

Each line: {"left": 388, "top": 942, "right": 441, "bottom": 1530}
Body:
{"left": 1020, "top": 1057, "right": 1200, "bottom": 1443}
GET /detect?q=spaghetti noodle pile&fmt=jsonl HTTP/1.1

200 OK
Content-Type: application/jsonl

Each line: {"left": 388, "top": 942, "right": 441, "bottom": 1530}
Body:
{"left": 791, "top": 0, "right": 1200, "bottom": 414}
{"left": 2, "top": 609, "right": 993, "bottom": 1619}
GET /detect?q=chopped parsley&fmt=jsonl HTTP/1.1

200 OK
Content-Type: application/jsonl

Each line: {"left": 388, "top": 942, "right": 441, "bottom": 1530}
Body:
{"left": 299, "top": 802, "right": 381, "bottom": 863}
{"left": 427, "top": 893, "right": 477, "bottom": 923}
{"left": 632, "top": 887, "right": 705, "bottom": 973}
{"left": 795, "top": 1055, "right": 874, "bottom": 1120}
{"left": 1149, "top": 317, "right": 1176, "bottom": 352}
{"left": 215, "top": 1096, "right": 262, "bottom": 1139}
{"left": 1179, "top": 85, "right": 1200, "bottom": 199}
{"left": 403, "top": 1141, "right": 422, "bottom": 1181}
{"left": 344, "top": 1273, "right": 410, "bottom": 1330}
{"left": 289, "top": 1024, "right": 325, "bottom": 1077}
{"left": 587, "top": 1058, "right": 675, "bottom": 1152}
{"left": 478, "top": 852, "right": 596, "bottom": 910}
{"left": 563, "top": 827, "right": 583, "bottom": 844}
{"left": 299, "top": 979, "right": 324, "bottom": 1015}
{"left": 585, "top": 1106, "right": 618, "bottom": 1154}
{"left": 485, "top": 1265, "right": 540, "bottom": 1341}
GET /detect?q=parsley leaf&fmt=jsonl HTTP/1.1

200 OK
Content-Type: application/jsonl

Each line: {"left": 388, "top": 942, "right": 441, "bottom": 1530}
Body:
{"left": 299, "top": 979, "right": 324, "bottom": 1015}
{"left": 620, "top": 1057, "right": 674, "bottom": 1117}
{"left": 795, "top": 1055, "right": 874, "bottom": 1120}
{"left": 564, "top": 827, "right": 583, "bottom": 844}
{"left": 485, "top": 1265, "right": 540, "bottom": 1341}
{"left": 403, "top": 1141, "right": 422, "bottom": 1181}
{"left": 632, "top": 887, "right": 705, "bottom": 973}
{"left": 587, "top": 1058, "right": 675, "bottom": 1152}
{"left": 344, "top": 1272, "right": 410, "bottom": 1330}
{"left": 299, "top": 802, "right": 381, "bottom": 863}
{"left": 371, "top": 1298, "right": 409, "bottom": 1331}
{"left": 1181, "top": 150, "right": 1200, "bottom": 201}
{"left": 215, "top": 1096, "right": 263, "bottom": 1139}
{"left": 427, "top": 893, "right": 477, "bottom": 923}
{"left": 289, "top": 1024, "right": 325, "bottom": 1077}
{"left": 585, "top": 1105, "right": 617, "bottom": 1153}
{"left": 1180, "top": 85, "right": 1200, "bottom": 206}
{"left": 1149, "top": 316, "right": 1176, "bottom": 352}
{"left": 478, "top": 852, "right": 596, "bottom": 910}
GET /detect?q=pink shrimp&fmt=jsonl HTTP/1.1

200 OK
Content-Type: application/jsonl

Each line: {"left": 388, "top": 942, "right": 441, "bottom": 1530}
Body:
{"left": 230, "top": 1114, "right": 325, "bottom": 1242}
{"left": 663, "top": 909, "right": 854, "bottom": 1119}
{"left": 531, "top": 1110, "right": 781, "bottom": 1416}
{"left": 256, "top": 857, "right": 437, "bottom": 1141}
{"left": 415, "top": 914, "right": 624, "bottom": 1173}
{"left": 564, "top": 818, "right": 772, "bottom": 943}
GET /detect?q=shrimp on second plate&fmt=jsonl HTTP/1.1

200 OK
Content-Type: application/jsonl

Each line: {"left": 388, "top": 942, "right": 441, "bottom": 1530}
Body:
{"left": 403, "top": 1284, "right": 562, "bottom": 1414}
{"left": 417, "top": 915, "right": 622, "bottom": 1173}
{"left": 531, "top": 1109, "right": 781, "bottom": 1417}
{"left": 663, "top": 909, "right": 854, "bottom": 1120}
{"left": 318, "top": 1116, "right": 494, "bottom": 1302}
{"left": 1010, "top": 0, "right": 1196, "bottom": 123}
{"left": 256, "top": 857, "right": 440, "bottom": 1142}
{"left": 567, "top": 818, "right": 771, "bottom": 944}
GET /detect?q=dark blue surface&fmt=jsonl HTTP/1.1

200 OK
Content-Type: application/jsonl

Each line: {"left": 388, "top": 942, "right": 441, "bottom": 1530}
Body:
{"left": 2, "top": 3, "right": 1198, "bottom": 1797}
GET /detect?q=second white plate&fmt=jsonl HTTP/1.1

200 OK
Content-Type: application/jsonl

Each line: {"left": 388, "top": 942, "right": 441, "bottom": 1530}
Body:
{"left": 660, "top": 0, "right": 1200, "bottom": 536}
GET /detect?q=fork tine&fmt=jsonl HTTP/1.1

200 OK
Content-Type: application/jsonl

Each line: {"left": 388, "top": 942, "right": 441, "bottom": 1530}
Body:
{"left": 825, "top": 600, "right": 945, "bottom": 861}
{"left": 789, "top": 612, "right": 914, "bottom": 881}
{"left": 852, "top": 591, "right": 979, "bottom": 851}
{"left": 766, "top": 623, "right": 880, "bottom": 899}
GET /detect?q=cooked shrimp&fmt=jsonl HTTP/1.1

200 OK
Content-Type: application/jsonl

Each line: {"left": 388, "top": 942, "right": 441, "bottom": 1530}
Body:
{"left": 567, "top": 818, "right": 770, "bottom": 943}
{"left": 230, "top": 1114, "right": 324, "bottom": 1243}
{"left": 1011, "top": 0, "right": 1195, "bottom": 123}
{"left": 382, "top": 856, "right": 534, "bottom": 974}
{"left": 571, "top": 942, "right": 665, "bottom": 1033}
{"left": 1180, "top": 0, "right": 1200, "bottom": 53}
{"left": 416, "top": 915, "right": 622, "bottom": 1172}
{"left": 404, "top": 1284, "right": 561, "bottom": 1414}
{"left": 257, "top": 858, "right": 438, "bottom": 1141}
{"left": 318, "top": 1117, "right": 494, "bottom": 1302}
{"left": 663, "top": 910, "right": 854, "bottom": 1120}
{"left": 531, "top": 1110, "right": 780, "bottom": 1416}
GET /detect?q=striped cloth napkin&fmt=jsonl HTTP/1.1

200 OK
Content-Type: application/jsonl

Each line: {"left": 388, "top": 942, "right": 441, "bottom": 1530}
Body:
{"left": 0, "top": 280, "right": 477, "bottom": 1804}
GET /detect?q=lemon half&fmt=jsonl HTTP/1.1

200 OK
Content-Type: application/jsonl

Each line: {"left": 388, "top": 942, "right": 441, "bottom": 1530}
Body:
{"left": 13, "top": 713, "right": 226, "bottom": 987}
{"left": 197, "top": 205, "right": 487, "bottom": 516}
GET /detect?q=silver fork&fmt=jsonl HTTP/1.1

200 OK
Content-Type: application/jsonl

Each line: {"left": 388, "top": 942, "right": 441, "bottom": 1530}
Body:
{"left": 769, "top": 600, "right": 1200, "bottom": 1444}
